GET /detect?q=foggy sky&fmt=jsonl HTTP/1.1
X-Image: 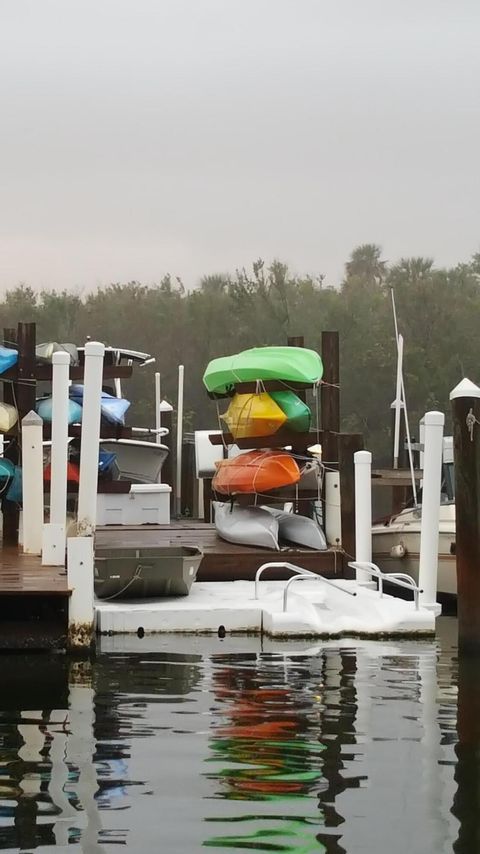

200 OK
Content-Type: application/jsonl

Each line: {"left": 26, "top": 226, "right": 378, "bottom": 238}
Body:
{"left": 1, "top": 0, "right": 480, "bottom": 292}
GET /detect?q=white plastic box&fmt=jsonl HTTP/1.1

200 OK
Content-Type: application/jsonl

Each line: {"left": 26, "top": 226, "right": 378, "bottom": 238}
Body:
{"left": 96, "top": 484, "right": 172, "bottom": 526}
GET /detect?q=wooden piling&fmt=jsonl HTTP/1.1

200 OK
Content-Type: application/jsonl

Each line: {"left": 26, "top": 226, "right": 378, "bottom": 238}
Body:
{"left": 2, "top": 327, "right": 18, "bottom": 545}
{"left": 338, "top": 433, "right": 364, "bottom": 561}
{"left": 321, "top": 331, "right": 340, "bottom": 465}
{"left": 451, "top": 379, "right": 480, "bottom": 652}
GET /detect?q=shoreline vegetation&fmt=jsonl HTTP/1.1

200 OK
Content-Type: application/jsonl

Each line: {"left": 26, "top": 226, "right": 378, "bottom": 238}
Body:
{"left": 3, "top": 243, "right": 479, "bottom": 463}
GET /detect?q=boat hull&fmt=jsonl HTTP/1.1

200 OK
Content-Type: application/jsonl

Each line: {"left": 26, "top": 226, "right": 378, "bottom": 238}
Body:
{"left": 94, "top": 546, "right": 203, "bottom": 599}
{"left": 99, "top": 439, "right": 168, "bottom": 484}
{"left": 372, "top": 504, "right": 456, "bottom": 595}
{"left": 262, "top": 506, "right": 327, "bottom": 550}
{"left": 213, "top": 501, "right": 280, "bottom": 550}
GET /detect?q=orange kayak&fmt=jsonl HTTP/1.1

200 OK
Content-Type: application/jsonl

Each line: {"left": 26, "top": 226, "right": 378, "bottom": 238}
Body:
{"left": 212, "top": 450, "right": 300, "bottom": 496}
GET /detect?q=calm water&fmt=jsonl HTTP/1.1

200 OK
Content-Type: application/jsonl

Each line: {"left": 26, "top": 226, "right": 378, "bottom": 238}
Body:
{"left": 0, "top": 618, "right": 477, "bottom": 853}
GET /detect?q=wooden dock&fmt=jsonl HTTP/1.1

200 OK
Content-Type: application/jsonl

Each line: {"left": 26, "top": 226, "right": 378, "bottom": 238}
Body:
{"left": 0, "top": 520, "right": 346, "bottom": 650}
{"left": 95, "top": 520, "right": 346, "bottom": 581}
{"left": 0, "top": 549, "right": 70, "bottom": 650}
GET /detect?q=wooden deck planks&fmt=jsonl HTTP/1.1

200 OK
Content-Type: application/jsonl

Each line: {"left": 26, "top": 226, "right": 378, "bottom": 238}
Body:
{"left": 0, "top": 549, "right": 70, "bottom": 596}
{"left": 95, "top": 521, "right": 345, "bottom": 582}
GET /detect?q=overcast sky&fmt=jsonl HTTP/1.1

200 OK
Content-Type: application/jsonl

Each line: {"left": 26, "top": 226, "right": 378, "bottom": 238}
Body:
{"left": 1, "top": 0, "right": 479, "bottom": 292}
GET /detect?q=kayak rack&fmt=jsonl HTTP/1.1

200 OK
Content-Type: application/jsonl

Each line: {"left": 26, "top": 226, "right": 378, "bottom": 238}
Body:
{"left": 254, "top": 562, "right": 357, "bottom": 613}
{"left": 348, "top": 561, "right": 422, "bottom": 610}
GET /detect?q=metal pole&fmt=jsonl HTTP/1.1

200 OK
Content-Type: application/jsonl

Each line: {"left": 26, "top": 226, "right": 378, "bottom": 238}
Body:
{"left": 175, "top": 364, "right": 184, "bottom": 517}
{"left": 155, "top": 372, "right": 161, "bottom": 443}
{"left": 21, "top": 411, "right": 44, "bottom": 555}
{"left": 393, "top": 333, "right": 404, "bottom": 469}
{"left": 418, "top": 410, "right": 444, "bottom": 613}
{"left": 77, "top": 341, "right": 105, "bottom": 536}
{"left": 354, "top": 450, "right": 372, "bottom": 584}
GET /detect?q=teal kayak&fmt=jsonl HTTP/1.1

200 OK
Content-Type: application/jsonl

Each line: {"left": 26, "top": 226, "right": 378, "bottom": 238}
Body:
{"left": 270, "top": 390, "right": 311, "bottom": 433}
{"left": 36, "top": 397, "right": 83, "bottom": 424}
{"left": 203, "top": 346, "right": 323, "bottom": 395}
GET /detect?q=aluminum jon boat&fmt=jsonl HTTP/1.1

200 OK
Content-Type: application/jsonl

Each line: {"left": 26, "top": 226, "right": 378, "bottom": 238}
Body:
{"left": 94, "top": 546, "right": 203, "bottom": 600}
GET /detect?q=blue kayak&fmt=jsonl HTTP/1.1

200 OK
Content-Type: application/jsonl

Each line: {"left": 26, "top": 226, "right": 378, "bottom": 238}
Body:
{"left": 69, "top": 385, "right": 130, "bottom": 425}
{"left": 0, "top": 346, "right": 18, "bottom": 375}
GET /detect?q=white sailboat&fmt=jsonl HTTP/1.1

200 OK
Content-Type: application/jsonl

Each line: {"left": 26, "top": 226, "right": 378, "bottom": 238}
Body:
{"left": 371, "top": 291, "right": 457, "bottom": 595}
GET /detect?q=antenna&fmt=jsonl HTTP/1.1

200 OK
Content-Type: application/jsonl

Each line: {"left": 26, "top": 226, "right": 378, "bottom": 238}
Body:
{"left": 390, "top": 288, "right": 418, "bottom": 506}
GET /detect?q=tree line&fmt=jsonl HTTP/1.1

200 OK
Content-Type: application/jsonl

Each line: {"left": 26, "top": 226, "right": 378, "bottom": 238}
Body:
{"left": 2, "top": 244, "right": 479, "bottom": 464}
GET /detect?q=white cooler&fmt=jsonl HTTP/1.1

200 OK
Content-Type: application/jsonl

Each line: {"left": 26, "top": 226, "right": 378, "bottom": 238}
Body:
{"left": 96, "top": 483, "right": 172, "bottom": 526}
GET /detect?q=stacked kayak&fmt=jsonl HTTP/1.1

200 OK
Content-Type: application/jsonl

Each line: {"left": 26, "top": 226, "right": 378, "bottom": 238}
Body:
{"left": 0, "top": 403, "right": 18, "bottom": 433}
{"left": 36, "top": 397, "right": 83, "bottom": 425}
{"left": 205, "top": 344, "right": 327, "bottom": 551}
{"left": 220, "top": 389, "right": 311, "bottom": 440}
{"left": 212, "top": 450, "right": 300, "bottom": 496}
{"left": 0, "top": 346, "right": 18, "bottom": 375}
{"left": 203, "top": 346, "right": 323, "bottom": 395}
{"left": 69, "top": 385, "right": 130, "bottom": 425}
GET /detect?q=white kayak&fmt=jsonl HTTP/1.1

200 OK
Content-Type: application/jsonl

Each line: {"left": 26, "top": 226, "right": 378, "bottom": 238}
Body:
{"left": 213, "top": 501, "right": 280, "bottom": 550}
{"left": 0, "top": 402, "right": 18, "bottom": 433}
{"left": 261, "top": 506, "right": 327, "bottom": 550}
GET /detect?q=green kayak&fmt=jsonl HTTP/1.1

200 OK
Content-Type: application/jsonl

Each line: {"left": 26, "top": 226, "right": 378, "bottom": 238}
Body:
{"left": 270, "top": 390, "right": 312, "bottom": 433}
{"left": 203, "top": 346, "right": 323, "bottom": 395}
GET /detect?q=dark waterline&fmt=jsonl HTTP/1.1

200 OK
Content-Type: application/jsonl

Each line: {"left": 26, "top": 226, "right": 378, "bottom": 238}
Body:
{"left": 0, "top": 618, "right": 475, "bottom": 853}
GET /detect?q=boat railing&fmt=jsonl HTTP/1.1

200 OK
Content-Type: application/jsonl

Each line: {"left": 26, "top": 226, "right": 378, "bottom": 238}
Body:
{"left": 282, "top": 573, "right": 357, "bottom": 613}
{"left": 254, "top": 562, "right": 358, "bottom": 613}
{"left": 130, "top": 427, "right": 169, "bottom": 438}
{"left": 348, "top": 561, "right": 422, "bottom": 610}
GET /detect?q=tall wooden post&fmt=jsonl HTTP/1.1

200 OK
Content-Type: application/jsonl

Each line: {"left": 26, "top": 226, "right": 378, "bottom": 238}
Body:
{"left": 452, "top": 654, "right": 480, "bottom": 850}
{"left": 287, "top": 336, "right": 306, "bottom": 404}
{"left": 338, "top": 433, "right": 364, "bottom": 561}
{"left": 321, "top": 331, "right": 340, "bottom": 465}
{"left": 16, "top": 322, "right": 37, "bottom": 419}
{"left": 2, "top": 327, "right": 18, "bottom": 545}
{"left": 450, "top": 378, "right": 480, "bottom": 652}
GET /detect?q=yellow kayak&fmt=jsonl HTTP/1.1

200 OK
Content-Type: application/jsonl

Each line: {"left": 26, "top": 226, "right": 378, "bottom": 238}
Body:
{"left": 221, "top": 392, "right": 286, "bottom": 439}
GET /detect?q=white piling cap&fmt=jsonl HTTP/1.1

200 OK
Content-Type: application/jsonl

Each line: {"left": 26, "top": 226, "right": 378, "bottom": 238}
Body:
{"left": 423, "top": 410, "right": 445, "bottom": 426}
{"left": 449, "top": 378, "right": 480, "bottom": 400}
{"left": 84, "top": 341, "right": 105, "bottom": 357}
{"left": 52, "top": 351, "right": 71, "bottom": 365}
{"left": 354, "top": 450, "right": 372, "bottom": 464}
{"left": 22, "top": 410, "right": 43, "bottom": 426}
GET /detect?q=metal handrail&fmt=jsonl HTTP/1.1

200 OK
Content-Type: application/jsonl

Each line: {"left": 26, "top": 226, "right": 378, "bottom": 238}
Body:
{"left": 254, "top": 562, "right": 316, "bottom": 600}
{"left": 348, "top": 561, "right": 422, "bottom": 610}
{"left": 283, "top": 573, "right": 357, "bottom": 613}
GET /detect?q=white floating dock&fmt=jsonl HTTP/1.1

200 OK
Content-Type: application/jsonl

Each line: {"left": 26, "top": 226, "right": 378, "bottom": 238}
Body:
{"left": 95, "top": 578, "right": 435, "bottom": 638}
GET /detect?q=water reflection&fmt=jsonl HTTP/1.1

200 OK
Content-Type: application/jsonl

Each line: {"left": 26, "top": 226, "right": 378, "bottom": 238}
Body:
{"left": 0, "top": 620, "right": 468, "bottom": 853}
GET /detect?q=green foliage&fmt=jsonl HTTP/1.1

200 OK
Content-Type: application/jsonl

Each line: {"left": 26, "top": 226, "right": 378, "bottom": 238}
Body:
{"left": 2, "top": 247, "right": 480, "bottom": 464}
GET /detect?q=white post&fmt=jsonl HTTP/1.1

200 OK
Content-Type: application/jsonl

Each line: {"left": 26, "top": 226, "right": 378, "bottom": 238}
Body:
{"left": 77, "top": 341, "right": 105, "bottom": 536}
{"left": 67, "top": 536, "right": 95, "bottom": 650}
{"left": 393, "top": 333, "right": 404, "bottom": 469}
{"left": 22, "top": 411, "right": 44, "bottom": 555}
{"left": 175, "top": 364, "right": 184, "bottom": 518}
{"left": 42, "top": 351, "right": 70, "bottom": 565}
{"left": 155, "top": 371, "right": 162, "bottom": 442}
{"left": 325, "top": 471, "right": 342, "bottom": 547}
{"left": 418, "top": 410, "right": 444, "bottom": 614}
{"left": 354, "top": 450, "right": 373, "bottom": 584}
